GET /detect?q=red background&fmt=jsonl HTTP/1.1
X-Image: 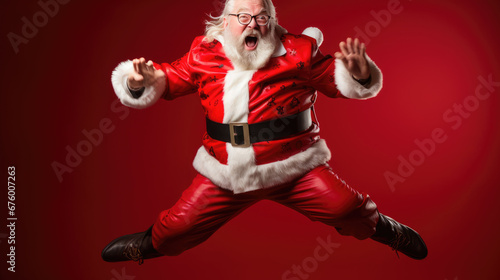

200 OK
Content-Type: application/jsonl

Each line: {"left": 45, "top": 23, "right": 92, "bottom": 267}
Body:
{"left": 1, "top": 0, "right": 500, "bottom": 279}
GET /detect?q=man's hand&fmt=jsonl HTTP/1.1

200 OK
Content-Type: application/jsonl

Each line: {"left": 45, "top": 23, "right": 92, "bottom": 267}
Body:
{"left": 127, "top": 57, "right": 165, "bottom": 90}
{"left": 334, "top": 38, "right": 370, "bottom": 80}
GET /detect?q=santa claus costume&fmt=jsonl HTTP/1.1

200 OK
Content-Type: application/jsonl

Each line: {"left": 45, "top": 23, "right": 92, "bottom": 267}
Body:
{"left": 101, "top": 16, "right": 427, "bottom": 264}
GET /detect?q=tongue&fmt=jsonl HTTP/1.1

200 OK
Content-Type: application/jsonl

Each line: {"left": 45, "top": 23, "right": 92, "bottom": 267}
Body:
{"left": 245, "top": 37, "right": 257, "bottom": 48}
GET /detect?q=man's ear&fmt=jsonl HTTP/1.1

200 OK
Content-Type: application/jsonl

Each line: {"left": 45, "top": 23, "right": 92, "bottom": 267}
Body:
{"left": 223, "top": 17, "right": 228, "bottom": 28}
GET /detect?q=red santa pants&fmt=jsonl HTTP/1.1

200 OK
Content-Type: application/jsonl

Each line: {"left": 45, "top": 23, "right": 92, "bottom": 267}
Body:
{"left": 151, "top": 164, "right": 379, "bottom": 256}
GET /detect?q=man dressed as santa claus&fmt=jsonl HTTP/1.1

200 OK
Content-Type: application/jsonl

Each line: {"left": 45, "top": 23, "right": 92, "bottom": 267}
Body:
{"left": 102, "top": 0, "right": 428, "bottom": 265}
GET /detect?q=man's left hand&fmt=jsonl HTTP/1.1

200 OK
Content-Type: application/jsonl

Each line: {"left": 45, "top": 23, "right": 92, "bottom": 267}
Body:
{"left": 334, "top": 37, "right": 370, "bottom": 80}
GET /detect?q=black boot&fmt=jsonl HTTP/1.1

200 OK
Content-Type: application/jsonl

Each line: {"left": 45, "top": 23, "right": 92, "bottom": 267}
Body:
{"left": 101, "top": 226, "right": 163, "bottom": 264}
{"left": 370, "top": 214, "right": 428, "bottom": 260}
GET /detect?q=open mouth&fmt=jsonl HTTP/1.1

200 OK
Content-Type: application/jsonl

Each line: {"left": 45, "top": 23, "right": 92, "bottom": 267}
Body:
{"left": 245, "top": 36, "right": 258, "bottom": 50}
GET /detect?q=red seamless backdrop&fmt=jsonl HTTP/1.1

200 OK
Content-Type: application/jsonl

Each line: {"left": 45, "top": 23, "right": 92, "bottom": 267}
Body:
{"left": 1, "top": 0, "right": 499, "bottom": 279}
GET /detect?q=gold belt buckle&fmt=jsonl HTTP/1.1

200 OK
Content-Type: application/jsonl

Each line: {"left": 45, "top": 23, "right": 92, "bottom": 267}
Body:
{"left": 229, "top": 122, "right": 251, "bottom": 147}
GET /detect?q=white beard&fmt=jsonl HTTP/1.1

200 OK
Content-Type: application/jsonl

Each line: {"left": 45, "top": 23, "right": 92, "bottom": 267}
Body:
{"left": 223, "top": 26, "right": 278, "bottom": 71}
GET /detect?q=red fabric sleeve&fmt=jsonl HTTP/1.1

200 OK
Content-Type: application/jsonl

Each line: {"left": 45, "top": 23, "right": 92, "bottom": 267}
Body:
{"left": 153, "top": 43, "right": 199, "bottom": 100}
{"left": 309, "top": 44, "right": 345, "bottom": 99}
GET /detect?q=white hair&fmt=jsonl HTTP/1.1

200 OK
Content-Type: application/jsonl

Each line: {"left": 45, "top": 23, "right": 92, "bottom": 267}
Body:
{"left": 204, "top": 0, "right": 287, "bottom": 42}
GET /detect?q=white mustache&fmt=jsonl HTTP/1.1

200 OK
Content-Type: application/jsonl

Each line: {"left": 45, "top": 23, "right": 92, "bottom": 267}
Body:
{"left": 239, "top": 29, "right": 262, "bottom": 42}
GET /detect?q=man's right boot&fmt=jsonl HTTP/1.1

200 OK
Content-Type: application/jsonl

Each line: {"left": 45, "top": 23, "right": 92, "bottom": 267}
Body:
{"left": 370, "top": 214, "right": 428, "bottom": 260}
{"left": 101, "top": 225, "right": 163, "bottom": 265}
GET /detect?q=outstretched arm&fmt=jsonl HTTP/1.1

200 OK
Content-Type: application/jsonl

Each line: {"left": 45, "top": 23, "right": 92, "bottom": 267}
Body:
{"left": 334, "top": 37, "right": 370, "bottom": 82}
{"left": 127, "top": 57, "right": 166, "bottom": 91}
{"left": 307, "top": 28, "right": 382, "bottom": 100}
{"left": 111, "top": 58, "right": 167, "bottom": 109}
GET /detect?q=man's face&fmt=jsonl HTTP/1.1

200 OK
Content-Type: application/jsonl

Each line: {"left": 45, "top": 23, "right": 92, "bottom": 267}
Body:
{"left": 224, "top": 0, "right": 269, "bottom": 52}
{"left": 221, "top": 0, "right": 277, "bottom": 70}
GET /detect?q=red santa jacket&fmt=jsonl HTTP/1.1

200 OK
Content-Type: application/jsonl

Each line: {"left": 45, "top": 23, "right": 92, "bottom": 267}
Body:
{"left": 111, "top": 28, "right": 383, "bottom": 194}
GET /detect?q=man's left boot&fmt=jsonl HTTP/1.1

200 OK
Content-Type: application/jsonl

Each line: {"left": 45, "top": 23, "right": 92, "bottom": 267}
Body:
{"left": 101, "top": 225, "right": 163, "bottom": 264}
{"left": 370, "top": 213, "right": 428, "bottom": 260}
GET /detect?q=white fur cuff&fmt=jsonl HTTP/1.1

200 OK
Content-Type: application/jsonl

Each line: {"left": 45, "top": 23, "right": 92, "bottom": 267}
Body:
{"left": 111, "top": 60, "right": 166, "bottom": 109}
{"left": 334, "top": 54, "right": 383, "bottom": 99}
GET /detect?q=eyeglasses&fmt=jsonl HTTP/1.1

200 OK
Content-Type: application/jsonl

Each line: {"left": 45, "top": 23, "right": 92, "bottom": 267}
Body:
{"left": 228, "top": 13, "right": 271, "bottom": 26}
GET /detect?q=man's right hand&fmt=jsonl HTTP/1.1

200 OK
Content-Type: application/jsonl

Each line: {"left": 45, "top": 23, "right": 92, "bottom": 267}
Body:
{"left": 127, "top": 57, "right": 165, "bottom": 90}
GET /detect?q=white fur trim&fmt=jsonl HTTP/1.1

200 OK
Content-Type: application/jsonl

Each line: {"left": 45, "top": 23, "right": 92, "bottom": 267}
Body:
{"left": 302, "top": 27, "right": 324, "bottom": 47}
{"left": 222, "top": 70, "right": 255, "bottom": 122}
{"left": 193, "top": 139, "right": 331, "bottom": 194}
{"left": 111, "top": 60, "right": 166, "bottom": 109}
{"left": 334, "top": 54, "right": 383, "bottom": 99}
{"left": 214, "top": 34, "right": 286, "bottom": 58}
{"left": 198, "top": 68, "right": 332, "bottom": 194}
{"left": 220, "top": 69, "right": 258, "bottom": 193}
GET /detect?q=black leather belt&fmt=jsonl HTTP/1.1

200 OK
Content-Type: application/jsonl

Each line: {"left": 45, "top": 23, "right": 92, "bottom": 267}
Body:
{"left": 206, "top": 108, "right": 312, "bottom": 147}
